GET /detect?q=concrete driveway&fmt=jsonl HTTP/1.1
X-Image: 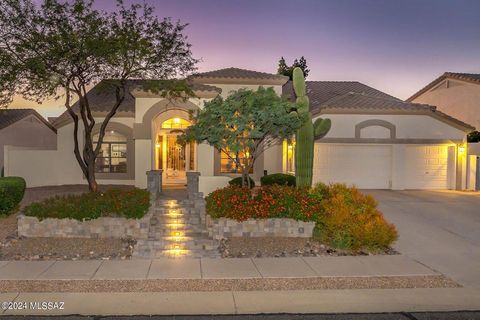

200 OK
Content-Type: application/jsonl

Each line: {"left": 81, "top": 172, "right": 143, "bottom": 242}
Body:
{"left": 365, "top": 190, "right": 480, "bottom": 288}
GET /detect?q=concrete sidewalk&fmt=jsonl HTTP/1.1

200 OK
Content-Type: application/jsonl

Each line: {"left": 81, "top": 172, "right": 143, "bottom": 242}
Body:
{"left": 0, "top": 255, "right": 438, "bottom": 280}
{"left": 1, "top": 288, "right": 480, "bottom": 316}
{"left": 0, "top": 255, "right": 476, "bottom": 316}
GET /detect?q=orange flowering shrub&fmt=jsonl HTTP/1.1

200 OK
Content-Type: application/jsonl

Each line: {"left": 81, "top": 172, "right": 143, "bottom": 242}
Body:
{"left": 206, "top": 183, "right": 398, "bottom": 252}
{"left": 313, "top": 183, "right": 398, "bottom": 251}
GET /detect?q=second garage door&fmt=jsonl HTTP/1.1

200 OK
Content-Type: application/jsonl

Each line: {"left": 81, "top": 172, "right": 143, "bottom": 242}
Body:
{"left": 313, "top": 144, "right": 392, "bottom": 189}
{"left": 404, "top": 145, "right": 451, "bottom": 189}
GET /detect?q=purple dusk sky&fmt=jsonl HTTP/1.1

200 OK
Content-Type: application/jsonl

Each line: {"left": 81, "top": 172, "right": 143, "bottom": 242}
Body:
{"left": 13, "top": 0, "right": 480, "bottom": 117}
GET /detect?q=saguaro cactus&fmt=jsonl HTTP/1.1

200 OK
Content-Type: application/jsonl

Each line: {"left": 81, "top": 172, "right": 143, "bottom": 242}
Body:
{"left": 293, "top": 67, "right": 331, "bottom": 188}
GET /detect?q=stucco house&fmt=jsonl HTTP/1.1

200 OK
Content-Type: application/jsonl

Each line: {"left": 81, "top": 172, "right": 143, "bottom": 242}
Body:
{"left": 3, "top": 68, "right": 475, "bottom": 192}
{"left": 0, "top": 109, "right": 57, "bottom": 174}
{"left": 408, "top": 72, "right": 479, "bottom": 190}
{"left": 408, "top": 72, "right": 480, "bottom": 132}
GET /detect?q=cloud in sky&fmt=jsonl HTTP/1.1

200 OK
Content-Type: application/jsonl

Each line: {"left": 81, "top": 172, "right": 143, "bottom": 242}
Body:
{"left": 11, "top": 0, "right": 480, "bottom": 117}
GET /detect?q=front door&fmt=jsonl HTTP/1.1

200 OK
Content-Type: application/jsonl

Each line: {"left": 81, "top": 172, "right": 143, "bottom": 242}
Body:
{"left": 165, "top": 134, "right": 186, "bottom": 183}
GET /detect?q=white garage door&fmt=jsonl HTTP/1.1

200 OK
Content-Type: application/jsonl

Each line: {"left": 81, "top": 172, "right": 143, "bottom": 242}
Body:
{"left": 313, "top": 144, "right": 392, "bottom": 189}
{"left": 404, "top": 145, "right": 450, "bottom": 189}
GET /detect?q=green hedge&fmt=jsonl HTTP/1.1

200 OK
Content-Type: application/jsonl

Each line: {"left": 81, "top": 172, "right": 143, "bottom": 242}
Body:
{"left": 0, "top": 177, "right": 26, "bottom": 215}
{"left": 229, "top": 176, "right": 255, "bottom": 188}
{"left": 261, "top": 173, "right": 296, "bottom": 186}
{"left": 24, "top": 188, "right": 150, "bottom": 221}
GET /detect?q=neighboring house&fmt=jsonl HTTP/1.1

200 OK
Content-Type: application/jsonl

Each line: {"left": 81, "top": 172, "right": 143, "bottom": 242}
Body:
{"left": 408, "top": 72, "right": 480, "bottom": 131}
{"left": 408, "top": 72, "right": 480, "bottom": 190}
{"left": 4, "top": 68, "right": 474, "bottom": 191}
{"left": 0, "top": 109, "right": 57, "bottom": 175}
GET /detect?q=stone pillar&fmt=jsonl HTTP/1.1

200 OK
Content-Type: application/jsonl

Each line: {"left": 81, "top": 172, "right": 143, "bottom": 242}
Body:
{"left": 146, "top": 170, "right": 163, "bottom": 200}
{"left": 187, "top": 171, "right": 206, "bottom": 225}
{"left": 186, "top": 171, "right": 203, "bottom": 200}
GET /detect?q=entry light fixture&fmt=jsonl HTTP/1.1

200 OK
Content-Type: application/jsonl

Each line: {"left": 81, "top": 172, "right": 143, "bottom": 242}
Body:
{"left": 458, "top": 145, "right": 466, "bottom": 155}
{"left": 173, "top": 117, "right": 181, "bottom": 124}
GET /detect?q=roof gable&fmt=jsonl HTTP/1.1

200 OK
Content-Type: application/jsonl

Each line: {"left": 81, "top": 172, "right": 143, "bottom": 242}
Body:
{"left": 52, "top": 80, "right": 222, "bottom": 128}
{"left": 0, "top": 109, "right": 56, "bottom": 132}
{"left": 407, "top": 72, "right": 480, "bottom": 102}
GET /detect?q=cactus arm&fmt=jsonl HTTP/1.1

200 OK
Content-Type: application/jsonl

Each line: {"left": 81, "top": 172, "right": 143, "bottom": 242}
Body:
{"left": 313, "top": 118, "right": 331, "bottom": 140}
{"left": 292, "top": 68, "right": 306, "bottom": 98}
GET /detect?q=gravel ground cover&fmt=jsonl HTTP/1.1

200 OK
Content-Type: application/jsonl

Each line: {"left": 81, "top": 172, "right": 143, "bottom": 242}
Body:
{"left": 0, "top": 185, "right": 136, "bottom": 260}
{"left": 219, "top": 237, "right": 398, "bottom": 258}
{"left": 0, "top": 275, "right": 458, "bottom": 293}
{"left": 0, "top": 237, "right": 136, "bottom": 261}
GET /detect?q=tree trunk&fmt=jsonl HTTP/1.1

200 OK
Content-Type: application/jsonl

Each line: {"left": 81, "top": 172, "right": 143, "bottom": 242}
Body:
{"left": 86, "top": 159, "right": 98, "bottom": 192}
{"left": 87, "top": 174, "right": 98, "bottom": 192}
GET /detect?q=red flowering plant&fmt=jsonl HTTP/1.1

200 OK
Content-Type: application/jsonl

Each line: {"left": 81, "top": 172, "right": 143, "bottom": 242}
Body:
{"left": 205, "top": 185, "right": 323, "bottom": 222}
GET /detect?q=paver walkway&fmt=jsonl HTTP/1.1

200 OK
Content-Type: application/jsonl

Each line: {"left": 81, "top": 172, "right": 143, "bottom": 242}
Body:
{"left": 132, "top": 199, "right": 218, "bottom": 259}
{"left": 0, "top": 255, "right": 437, "bottom": 280}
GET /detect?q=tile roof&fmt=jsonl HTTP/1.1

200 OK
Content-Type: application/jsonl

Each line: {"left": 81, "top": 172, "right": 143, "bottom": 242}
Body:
{"left": 52, "top": 80, "right": 221, "bottom": 127}
{"left": 191, "top": 67, "right": 288, "bottom": 83}
{"left": 283, "top": 80, "right": 399, "bottom": 113}
{"left": 283, "top": 80, "right": 474, "bottom": 131}
{"left": 0, "top": 108, "right": 56, "bottom": 132}
{"left": 407, "top": 72, "right": 480, "bottom": 101}
{"left": 319, "top": 92, "right": 475, "bottom": 131}
{"left": 321, "top": 92, "right": 433, "bottom": 111}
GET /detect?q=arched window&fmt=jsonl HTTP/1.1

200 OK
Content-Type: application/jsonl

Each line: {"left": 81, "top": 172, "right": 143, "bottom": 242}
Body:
{"left": 161, "top": 117, "right": 191, "bottom": 129}
{"left": 93, "top": 131, "right": 127, "bottom": 173}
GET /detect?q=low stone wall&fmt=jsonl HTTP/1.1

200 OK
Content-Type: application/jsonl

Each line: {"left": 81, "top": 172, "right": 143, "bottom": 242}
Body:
{"left": 17, "top": 213, "right": 151, "bottom": 239}
{"left": 207, "top": 216, "right": 315, "bottom": 240}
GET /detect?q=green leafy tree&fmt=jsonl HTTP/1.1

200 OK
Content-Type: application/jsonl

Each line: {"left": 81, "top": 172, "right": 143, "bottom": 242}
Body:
{"left": 182, "top": 87, "right": 306, "bottom": 188}
{"left": 0, "top": 0, "right": 197, "bottom": 192}
{"left": 277, "top": 56, "right": 310, "bottom": 80}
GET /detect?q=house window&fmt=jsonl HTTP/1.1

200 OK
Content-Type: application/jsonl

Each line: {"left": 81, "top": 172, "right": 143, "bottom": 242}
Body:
{"left": 93, "top": 131, "right": 127, "bottom": 174}
{"left": 283, "top": 140, "right": 295, "bottom": 174}
{"left": 220, "top": 149, "right": 253, "bottom": 174}
{"left": 161, "top": 117, "right": 191, "bottom": 129}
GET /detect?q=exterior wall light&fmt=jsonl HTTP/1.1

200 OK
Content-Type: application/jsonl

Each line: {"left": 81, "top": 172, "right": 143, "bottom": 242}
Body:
{"left": 458, "top": 145, "right": 466, "bottom": 155}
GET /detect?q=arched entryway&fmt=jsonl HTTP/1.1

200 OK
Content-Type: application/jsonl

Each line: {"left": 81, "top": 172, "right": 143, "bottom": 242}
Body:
{"left": 152, "top": 110, "right": 196, "bottom": 185}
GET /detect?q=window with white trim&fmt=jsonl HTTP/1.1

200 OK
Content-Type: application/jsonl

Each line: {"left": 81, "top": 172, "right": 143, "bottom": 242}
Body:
{"left": 93, "top": 131, "right": 127, "bottom": 173}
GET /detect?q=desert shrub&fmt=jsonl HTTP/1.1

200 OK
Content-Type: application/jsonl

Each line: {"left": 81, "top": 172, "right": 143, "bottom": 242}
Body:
{"left": 206, "top": 186, "right": 253, "bottom": 220}
{"left": 0, "top": 177, "right": 26, "bottom": 215}
{"left": 206, "top": 185, "right": 322, "bottom": 221}
{"left": 24, "top": 188, "right": 150, "bottom": 221}
{"left": 260, "top": 173, "right": 296, "bottom": 187}
{"left": 207, "top": 183, "right": 398, "bottom": 252}
{"left": 312, "top": 183, "right": 398, "bottom": 251}
{"left": 228, "top": 176, "right": 255, "bottom": 188}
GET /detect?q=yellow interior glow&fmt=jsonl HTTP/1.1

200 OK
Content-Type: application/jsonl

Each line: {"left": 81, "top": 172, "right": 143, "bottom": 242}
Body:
{"left": 161, "top": 117, "right": 190, "bottom": 129}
